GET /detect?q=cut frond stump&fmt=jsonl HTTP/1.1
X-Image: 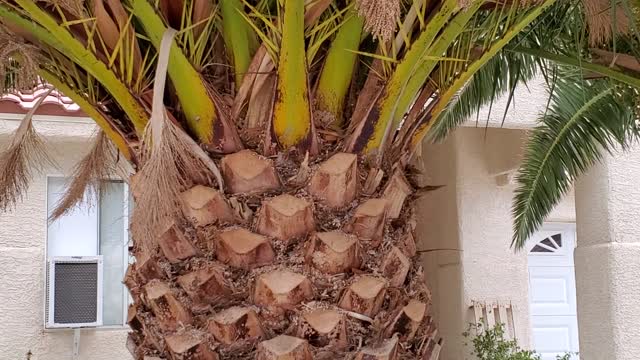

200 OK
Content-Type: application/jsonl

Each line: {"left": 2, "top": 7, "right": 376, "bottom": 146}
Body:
{"left": 339, "top": 275, "right": 387, "bottom": 317}
{"left": 345, "top": 198, "right": 387, "bottom": 248}
{"left": 381, "top": 246, "right": 410, "bottom": 287}
{"left": 256, "top": 335, "right": 312, "bottom": 360}
{"left": 256, "top": 194, "right": 314, "bottom": 242}
{"left": 208, "top": 306, "right": 264, "bottom": 345}
{"left": 216, "top": 228, "right": 275, "bottom": 269}
{"left": 221, "top": 150, "right": 280, "bottom": 194}
{"left": 386, "top": 299, "right": 426, "bottom": 340}
{"left": 355, "top": 336, "right": 399, "bottom": 360}
{"left": 177, "top": 265, "right": 230, "bottom": 305}
{"left": 298, "top": 309, "right": 347, "bottom": 347}
{"left": 165, "top": 332, "right": 218, "bottom": 360}
{"left": 157, "top": 221, "right": 198, "bottom": 263}
{"left": 127, "top": 303, "right": 143, "bottom": 331}
{"left": 135, "top": 250, "right": 164, "bottom": 282}
{"left": 307, "top": 231, "right": 359, "bottom": 274}
{"left": 144, "top": 280, "right": 192, "bottom": 331}
{"left": 181, "top": 185, "right": 236, "bottom": 226}
{"left": 382, "top": 169, "right": 412, "bottom": 219}
{"left": 400, "top": 232, "right": 417, "bottom": 257}
{"left": 142, "top": 325, "right": 164, "bottom": 353}
{"left": 309, "top": 153, "right": 357, "bottom": 208}
{"left": 253, "top": 270, "right": 313, "bottom": 308}
{"left": 363, "top": 168, "right": 385, "bottom": 196}
{"left": 124, "top": 265, "right": 139, "bottom": 297}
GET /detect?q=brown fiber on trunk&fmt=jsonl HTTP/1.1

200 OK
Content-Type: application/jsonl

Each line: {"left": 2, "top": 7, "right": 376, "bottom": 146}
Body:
{"left": 125, "top": 149, "right": 441, "bottom": 359}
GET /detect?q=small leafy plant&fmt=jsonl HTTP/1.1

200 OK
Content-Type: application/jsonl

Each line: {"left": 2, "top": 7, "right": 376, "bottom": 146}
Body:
{"left": 464, "top": 323, "right": 575, "bottom": 360}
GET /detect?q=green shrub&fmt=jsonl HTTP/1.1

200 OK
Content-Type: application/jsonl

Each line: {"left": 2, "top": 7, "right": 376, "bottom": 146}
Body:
{"left": 464, "top": 323, "right": 574, "bottom": 360}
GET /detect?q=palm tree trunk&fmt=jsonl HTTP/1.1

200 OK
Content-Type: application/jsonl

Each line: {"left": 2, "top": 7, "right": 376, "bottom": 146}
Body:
{"left": 124, "top": 150, "right": 441, "bottom": 360}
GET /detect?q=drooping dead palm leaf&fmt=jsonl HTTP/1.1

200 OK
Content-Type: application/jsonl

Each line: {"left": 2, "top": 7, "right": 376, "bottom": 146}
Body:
{"left": 132, "top": 29, "right": 222, "bottom": 248}
{"left": 583, "top": 0, "right": 630, "bottom": 45}
{"left": 0, "top": 88, "right": 55, "bottom": 211}
{"left": 48, "top": 131, "right": 116, "bottom": 221}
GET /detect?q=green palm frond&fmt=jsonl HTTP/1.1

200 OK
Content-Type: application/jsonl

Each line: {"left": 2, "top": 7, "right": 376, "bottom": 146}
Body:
{"left": 428, "top": 50, "right": 539, "bottom": 142}
{"left": 512, "top": 76, "right": 639, "bottom": 249}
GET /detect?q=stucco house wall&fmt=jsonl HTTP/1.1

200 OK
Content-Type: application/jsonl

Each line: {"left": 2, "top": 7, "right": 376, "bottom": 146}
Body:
{"left": 0, "top": 116, "right": 130, "bottom": 360}
{"left": 418, "top": 127, "right": 576, "bottom": 359}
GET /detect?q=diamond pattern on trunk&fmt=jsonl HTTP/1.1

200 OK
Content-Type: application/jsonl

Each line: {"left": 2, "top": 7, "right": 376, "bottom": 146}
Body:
{"left": 346, "top": 198, "right": 387, "bottom": 248}
{"left": 298, "top": 308, "right": 347, "bottom": 347}
{"left": 216, "top": 228, "right": 275, "bottom": 269}
{"left": 307, "top": 231, "right": 359, "bottom": 274}
{"left": 124, "top": 147, "right": 440, "bottom": 358}
{"left": 144, "top": 280, "right": 192, "bottom": 332}
{"left": 339, "top": 275, "right": 387, "bottom": 317}
{"left": 257, "top": 194, "right": 314, "bottom": 242}
{"left": 221, "top": 150, "right": 280, "bottom": 194}
{"left": 382, "top": 169, "right": 412, "bottom": 219}
{"left": 254, "top": 270, "right": 313, "bottom": 308}
{"left": 208, "top": 306, "right": 264, "bottom": 344}
{"left": 165, "top": 332, "right": 218, "bottom": 360}
{"left": 157, "top": 221, "right": 198, "bottom": 263}
{"left": 386, "top": 300, "right": 427, "bottom": 340}
{"left": 256, "top": 335, "right": 312, "bottom": 360}
{"left": 177, "top": 265, "right": 230, "bottom": 305}
{"left": 309, "top": 152, "right": 357, "bottom": 208}
{"left": 181, "top": 185, "right": 236, "bottom": 226}
{"left": 381, "top": 246, "right": 411, "bottom": 287}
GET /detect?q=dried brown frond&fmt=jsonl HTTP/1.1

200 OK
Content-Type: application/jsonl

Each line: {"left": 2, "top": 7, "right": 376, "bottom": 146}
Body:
{"left": 48, "top": 131, "right": 116, "bottom": 222}
{"left": 131, "top": 28, "right": 223, "bottom": 249}
{"left": 583, "top": 0, "right": 630, "bottom": 45}
{"left": 355, "top": 0, "right": 400, "bottom": 42}
{"left": 41, "top": 0, "right": 87, "bottom": 18}
{"left": 132, "top": 112, "right": 222, "bottom": 249}
{"left": 0, "top": 92, "right": 55, "bottom": 211}
{"left": 0, "top": 30, "right": 41, "bottom": 93}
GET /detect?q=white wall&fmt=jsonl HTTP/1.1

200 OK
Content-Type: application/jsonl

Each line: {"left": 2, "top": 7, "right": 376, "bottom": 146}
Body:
{"left": 0, "top": 118, "right": 130, "bottom": 360}
{"left": 419, "top": 127, "right": 576, "bottom": 359}
{"left": 574, "top": 145, "right": 640, "bottom": 359}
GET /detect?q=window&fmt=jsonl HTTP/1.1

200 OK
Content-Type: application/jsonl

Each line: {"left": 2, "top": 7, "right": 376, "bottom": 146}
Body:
{"left": 530, "top": 233, "right": 563, "bottom": 253}
{"left": 46, "top": 177, "right": 131, "bottom": 327}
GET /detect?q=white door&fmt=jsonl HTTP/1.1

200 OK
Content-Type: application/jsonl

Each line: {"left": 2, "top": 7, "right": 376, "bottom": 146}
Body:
{"left": 527, "top": 224, "right": 579, "bottom": 360}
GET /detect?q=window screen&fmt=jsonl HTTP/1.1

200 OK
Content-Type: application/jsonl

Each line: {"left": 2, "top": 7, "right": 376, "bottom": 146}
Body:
{"left": 52, "top": 261, "right": 99, "bottom": 324}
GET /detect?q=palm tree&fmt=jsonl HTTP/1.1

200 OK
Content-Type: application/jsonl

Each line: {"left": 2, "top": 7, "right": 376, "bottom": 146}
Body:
{"left": 0, "top": 0, "right": 630, "bottom": 359}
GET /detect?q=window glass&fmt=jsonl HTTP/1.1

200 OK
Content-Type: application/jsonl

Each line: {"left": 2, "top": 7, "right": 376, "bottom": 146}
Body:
{"left": 99, "top": 181, "right": 127, "bottom": 326}
{"left": 47, "top": 177, "right": 98, "bottom": 257}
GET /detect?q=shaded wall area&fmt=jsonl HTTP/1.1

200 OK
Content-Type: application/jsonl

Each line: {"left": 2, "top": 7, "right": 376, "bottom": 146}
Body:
{"left": 417, "top": 127, "right": 575, "bottom": 359}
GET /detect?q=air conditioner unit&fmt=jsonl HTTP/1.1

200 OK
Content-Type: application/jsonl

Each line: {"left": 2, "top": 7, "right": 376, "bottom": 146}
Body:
{"left": 46, "top": 256, "right": 103, "bottom": 328}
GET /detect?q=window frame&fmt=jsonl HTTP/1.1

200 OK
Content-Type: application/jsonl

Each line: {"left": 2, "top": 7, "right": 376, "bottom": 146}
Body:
{"left": 43, "top": 174, "right": 131, "bottom": 330}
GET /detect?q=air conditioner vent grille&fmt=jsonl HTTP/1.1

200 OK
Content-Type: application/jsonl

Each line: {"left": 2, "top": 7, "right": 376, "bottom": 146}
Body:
{"left": 53, "top": 262, "right": 98, "bottom": 324}
{"left": 46, "top": 256, "right": 103, "bottom": 328}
